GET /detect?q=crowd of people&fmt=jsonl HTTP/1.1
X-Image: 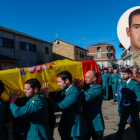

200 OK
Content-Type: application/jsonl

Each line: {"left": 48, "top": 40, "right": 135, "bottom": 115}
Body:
{"left": 99, "top": 62, "right": 140, "bottom": 139}
{"left": 0, "top": 62, "right": 140, "bottom": 140}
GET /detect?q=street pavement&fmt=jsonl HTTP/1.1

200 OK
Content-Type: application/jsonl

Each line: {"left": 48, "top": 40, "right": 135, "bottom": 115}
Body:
{"left": 7, "top": 99, "right": 138, "bottom": 140}
{"left": 53, "top": 99, "right": 137, "bottom": 140}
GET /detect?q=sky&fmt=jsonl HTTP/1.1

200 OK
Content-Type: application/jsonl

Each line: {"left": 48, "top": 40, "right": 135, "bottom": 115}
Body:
{"left": 0, "top": 0, "right": 139, "bottom": 59}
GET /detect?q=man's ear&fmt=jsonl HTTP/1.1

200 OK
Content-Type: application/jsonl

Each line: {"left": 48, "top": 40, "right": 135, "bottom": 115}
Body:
{"left": 126, "top": 27, "right": 130, "bottom": 37}
{"left": 93, "top": 77, "right": 97, "bottom": 82}
{"left": 65, "top": 78, "right": 69, "bottom": 84}
{"left": 34, "top": 87, "right": 39, "bottom": 94}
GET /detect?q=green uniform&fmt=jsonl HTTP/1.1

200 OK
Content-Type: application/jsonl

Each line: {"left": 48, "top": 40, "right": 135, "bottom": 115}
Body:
{"left": 47, "top": 85, "right": 88, "bottom": 140}
{"left": 81, "top": 84, "right": 105, "bottom": 140}
{"left": 109, "top": 73, "right": 120, "bottom": 100}
{"left": 10, "top": 93, "right": 53, "bottom": 140}
{"left": 114, "top": 79, "right": 140, "bottom": 140}
{"left": 0, "top": 98, "right": 7, "bottom": 140}
{"left": 116, "top": 75, "right": 124, "bottom": 110}
{"left": 101, "top": 73, "right": 110, "bottom": 100}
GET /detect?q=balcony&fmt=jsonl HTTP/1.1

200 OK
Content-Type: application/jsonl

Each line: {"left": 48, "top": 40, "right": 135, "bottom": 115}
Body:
{"left": 121, "top": 50, "right": 131, "bottom": 59}
{"left": 107, "top": 49, "right": 115, "bottom": 53}
{"left": 106, "top": 56, "right": 114, "bottom": 60}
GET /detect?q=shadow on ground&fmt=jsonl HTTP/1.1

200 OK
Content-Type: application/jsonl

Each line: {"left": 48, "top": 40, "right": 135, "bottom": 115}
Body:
{"left": 104, "top": 126, "right": 137, "bottom": 140}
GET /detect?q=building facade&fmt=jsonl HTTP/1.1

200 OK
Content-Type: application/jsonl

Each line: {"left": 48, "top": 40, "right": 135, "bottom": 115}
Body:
{"left": 87, "top": 42, "right": 115, "bottom": 67}
{"left": 52, "top": 39, "right": 93, "bottom": 61}
{"left": 132, "top": 53, "right": 140, "bottom": 66}
{"left": 0, "top": 26, "right": 53, "bottom": 67}
{"left": 121, "top": 49, "right": 132, "bottom": 66}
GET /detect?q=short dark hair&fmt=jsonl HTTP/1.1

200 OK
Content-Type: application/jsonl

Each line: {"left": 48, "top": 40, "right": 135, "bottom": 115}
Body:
{"left": 92, "top": 70, "right": 98, "bottom": 79}
{"left": 25, "top": 79, "right": 41, "bottom": 91}
{"left": 57, "top": 71, "right": 72, "bottom": 83}
{"left": 122, "top": 69, "right": 132, "bottom": 74}
{"left": 0, "top": 81, "right": 4, "bottom": 95}
{"left": 129, "top": 9, "right": 140, "bottom": 27}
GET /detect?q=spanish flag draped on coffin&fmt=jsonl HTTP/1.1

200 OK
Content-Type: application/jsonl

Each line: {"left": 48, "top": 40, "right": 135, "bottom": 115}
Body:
{"left": 0, "top": 59, "right": 101, "bottom": 101}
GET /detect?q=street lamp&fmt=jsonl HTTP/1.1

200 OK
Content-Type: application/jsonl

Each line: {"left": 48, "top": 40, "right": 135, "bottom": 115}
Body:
{"left": 78, "top": 37, "right": 86, "bottom": 46}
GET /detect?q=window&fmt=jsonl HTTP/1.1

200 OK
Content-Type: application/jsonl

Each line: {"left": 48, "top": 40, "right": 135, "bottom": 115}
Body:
{"left": 80, "top": 51, "right": 84, "bottom": 58}
{"left": 85, "top": 52, "right": 87, "bottom": 57}
{"left": 45, "top": 47, "right": 49, "bottom": 54}
{"left": 97, "top": 53, "right": 101, "bottom": 59}
{"left": 82, "top": 52, "right": 84, "bottom": 58}
{"left": 97, "top": 47, "right": 101, "bottom": 52}
{"left": 29, "top": 44, "right": 36, "bottom": 52}
{"left": 20, "top": 42, "right": 26, "bottom": 50}
{"left": 0, "top": 37, "right": 13, "bottom": 48}
{"left": 26, "top": 44, "right": 29, "bottom": 51}
{"left": 76, "top": 49, "right": 78, "bottom": 55}
{"left": 80, "top": 51, "right": 82, "bottom": 58}
{"left": 20, "top": 41, "right": 36, "bottom": 52}
{"left": 0, "top": 38, "right": 2, "bottom": 47}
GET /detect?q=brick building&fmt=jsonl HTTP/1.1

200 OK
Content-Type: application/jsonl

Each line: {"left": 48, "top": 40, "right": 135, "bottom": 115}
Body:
{"left": 0, "top": 26, "right": 53, "bottom": 67}
{"left": 87, "top": 42, "right": 115, "bottom": 67}
{"left": 52, "top": 39, "right": 93, "bottom": 61}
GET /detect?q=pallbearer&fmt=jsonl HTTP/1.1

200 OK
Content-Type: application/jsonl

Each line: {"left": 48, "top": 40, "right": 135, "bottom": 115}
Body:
{"left": 0, "top": 81, "right": 7, "bottom": 140}
{"left": 10, "top": 79, "right": 53, "bottom": 140}
{"left": 75, "top": 70, "right": 105, "bottom": 140}
{"left": 42, "top": 71, "right": 88, "bottom": 140}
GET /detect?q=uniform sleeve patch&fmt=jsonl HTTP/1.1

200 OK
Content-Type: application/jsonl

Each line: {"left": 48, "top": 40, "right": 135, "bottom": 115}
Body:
{"left": 31, "top": 100, "right": 35, "bottom": 103}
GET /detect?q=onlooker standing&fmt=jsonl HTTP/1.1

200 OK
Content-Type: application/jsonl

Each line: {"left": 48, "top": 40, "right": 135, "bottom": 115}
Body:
{"left": 109, "top": 67, "right": 120, "bottom": 102}
{"left": 114, "top": 69, "right": 140, "bottom": 140}
{"left": 101, "top": 68, "right": 110, "bottom": 100}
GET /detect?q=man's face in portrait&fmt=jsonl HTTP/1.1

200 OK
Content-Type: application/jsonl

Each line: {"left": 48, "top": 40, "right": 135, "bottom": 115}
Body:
{"left": 126, "top": 14, "right": 140, "bottom": 53}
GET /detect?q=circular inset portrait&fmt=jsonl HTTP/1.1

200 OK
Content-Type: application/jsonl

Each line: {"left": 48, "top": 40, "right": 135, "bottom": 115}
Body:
{"left": 117, "top": 6, "right": 140, "bottom": 54}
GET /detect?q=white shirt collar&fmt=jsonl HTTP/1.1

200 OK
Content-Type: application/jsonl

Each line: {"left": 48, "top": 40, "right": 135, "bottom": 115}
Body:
{"left": 126, "top": 78, "right": 131, "bottom": 85}
{"left": 90, "top": 83, "right": 96, "bottom": 87}
{"left": 66, "top": 84, "right": 74, "bottom": 91}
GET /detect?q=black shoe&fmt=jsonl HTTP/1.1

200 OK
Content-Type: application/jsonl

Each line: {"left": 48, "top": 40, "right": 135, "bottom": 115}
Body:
{"left": 114, "top": 100, "right": 116, "bottom": 102}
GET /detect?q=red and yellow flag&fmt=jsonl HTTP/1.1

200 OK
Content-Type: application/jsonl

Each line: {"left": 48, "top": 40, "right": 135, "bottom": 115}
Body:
{"left": 0, "top": 59, "right": 100, "bottom": 101}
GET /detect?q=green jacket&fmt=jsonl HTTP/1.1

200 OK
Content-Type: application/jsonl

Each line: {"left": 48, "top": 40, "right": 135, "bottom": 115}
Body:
{"left": 101, "top": 73, "right": 110, "bottom": 86}
{"left": 109, "top": 73, "right": 120, "bottom": 86}
{"left": 116, "top": 75, "right": 124, "bottom": 106}
{"left": 0, "top": 98, "right": 7, "bottom": 140}
{"left": 47, "top": 85, "right": 88, "bottom": 137}
{"left": 81, "top": 84, "right": 105, "bottom": 132}
{"left": 10, "top": 93, "right": 53, "bottom": 140}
